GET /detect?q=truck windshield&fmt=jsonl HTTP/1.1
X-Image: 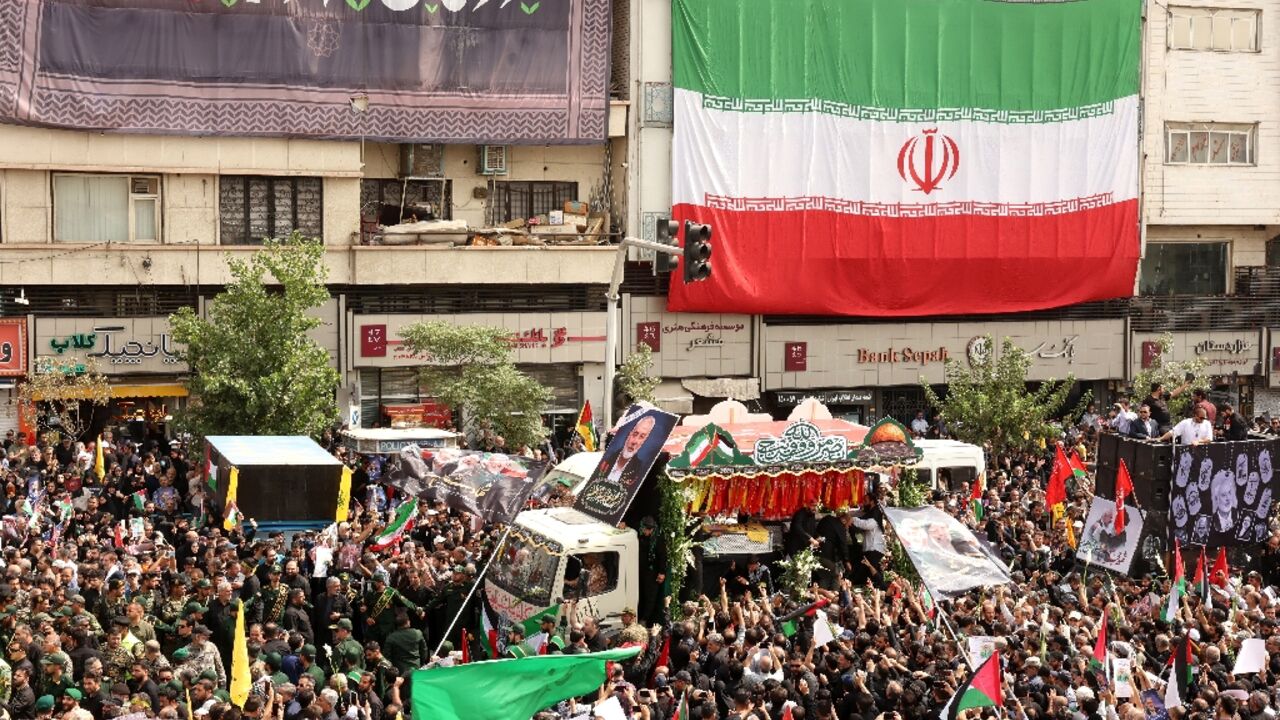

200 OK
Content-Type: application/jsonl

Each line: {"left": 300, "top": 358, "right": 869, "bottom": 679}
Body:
{"left": 489, "top": 528, "right": 562, "bottom": 609}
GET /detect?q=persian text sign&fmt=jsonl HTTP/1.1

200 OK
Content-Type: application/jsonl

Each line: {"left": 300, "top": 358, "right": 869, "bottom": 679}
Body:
{"left": 0, "top": 319, "right": 27, "bottom": 377}
{"left": 34, "top": 317, "right": 186, "bottom": 375}
{"left": 0, "top": 0, "right": 610, "bottom": 144}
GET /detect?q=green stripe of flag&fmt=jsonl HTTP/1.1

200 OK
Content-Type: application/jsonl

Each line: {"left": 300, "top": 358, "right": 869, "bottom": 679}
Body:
{"left": 673, "top": 0, "right": 1140, "bottom": 113}
{"left": 955, "top": 686, "right": 998, "bottom": 713}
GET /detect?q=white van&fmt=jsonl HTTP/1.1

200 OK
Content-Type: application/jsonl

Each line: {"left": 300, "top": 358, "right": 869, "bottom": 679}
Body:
{"left": 484, "top": 506, "right": 639, "bottom": 632}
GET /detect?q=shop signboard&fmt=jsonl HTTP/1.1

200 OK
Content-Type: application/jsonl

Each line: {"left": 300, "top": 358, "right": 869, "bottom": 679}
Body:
{"left": 33, "top": 317, "right": 187, "bottom": 375}
{"left": 624, "top": 297, "right": 752, "bottom": 378}
{"left": 764, "top": 319, "right": 1125, "bottom": 389}
{"left": 0, "top": 319, "right": 27, "bottom": 377}
{"left": 352, "top": 312, "right": 609, "bottom": 367}
{"left": 1131, "top": 331, "right": 1261, "bottom": 378}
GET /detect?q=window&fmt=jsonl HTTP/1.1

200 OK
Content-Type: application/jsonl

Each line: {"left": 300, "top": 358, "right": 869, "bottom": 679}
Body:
{"left": 53, "top": 174, "right": 160, "bottom": 243}
{"left": 565, "top": 552, "right": 619, "bottom": 599}
{"left": 360, "top": 179, "right": 452, "bottom": 226}
{"left": 490, "top": 181, "right": 579, "bottom": 224}
{"left": 1165, "top": 123, "right": 1256, "bottom": 165}
{"left": 219, "top": 176, "right": 323, "bottom": 245}
{"left": 1169, "top": 7, "right": 1259, "bottom": 51}
{"left": 1139, "top": 242, "right": 1229, "bottom": 295}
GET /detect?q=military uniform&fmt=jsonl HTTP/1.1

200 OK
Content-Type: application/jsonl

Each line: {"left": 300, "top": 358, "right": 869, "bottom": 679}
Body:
{"left": 362, "top": 586, "right": 418, "bottom": 644}
{"left": 70, "top": 612, "right": 102, "bottom": 638}
{"left": 155, "top": 592, "right": 188, "bottom": 634}
{"left": 365, "top": 656, "right": 395, "bottom": 700}
{"left": 179, "top": 641, "right": 225, "bottom": 687}
{"left": 329, "top": 620, "right": 363, "bottom": 671}
{"left": 260, "top": 583, "right": 289, "bottom": 626}
{"left": 383, "top": 626, "right": 427, "bottom": 677}
{"left": 101, "top": 642, "right": 137, "bottom": 685}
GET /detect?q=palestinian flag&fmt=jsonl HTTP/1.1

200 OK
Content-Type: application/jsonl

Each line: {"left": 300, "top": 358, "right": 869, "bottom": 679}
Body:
{"left": 672, "top": 691, "right": 691, "bottom": 720}
{"left": 132, "top": 490, "right": 147, "bottom": 512}
{"left": 476, "top": 590, "right": 502, "bottom": 659}
{"left": 941, "top": 652, "right": 1002, "bottom": 720}
{"left": 781, "top": 620, "right": 798, "bottom": 638}
{"left": 1164, "top": 633, "right": 1193, "bottom": 709}
{"left": 575, "top": 401, "right": 599, "bottom": 452}
{"left": 204, "top": 444, "right": 217, "bottom": 491}
{"left": 921, "top": 587, "right": 937, "bottom": 623}
{"left": 1163, "top": 540, "right": 1185, "bottom": 623}
{"left": 1114, "top": 460, "right": 1135, "bottom": 533}
{"left": 777, "top": 597, "right": 831, "bottom": 624}
{"left": 684, "top": 424, "right": 738, "bottom": 467}
{"left": 969, "top": 473, "right": 985, "bottom": 521}
{"left": 368, "top": 501, "right": 416, "bottom": 552}
{"left": 1069, "top": 450, "right": 1088, "bottom": 479}
{"left": 1046, "top": 444, "right": 1072, "bottom": 509}
{"left": 669, "top": 0, "right": 1140, "bottom": 317}
{"left": 1091, "top": 613, "right": 1108, "bottom": 669}
{"left": 1193, "top": 548, "right": 1209, "bottom": 605}
{"left": 518, "top": 604, "right": 562, "bottom": 655}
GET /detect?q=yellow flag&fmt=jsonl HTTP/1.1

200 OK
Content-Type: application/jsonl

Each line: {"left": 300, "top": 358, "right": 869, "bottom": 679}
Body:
{"left": 336, "top": 465, "right": 352, "bottom": 523}
{"left": 94, "top": 435, "right": 105, "bottom": 480}
{"left": 1051, "top": 502, "right": 1065, "bottom": 526}
{"left": 230, "top": 599, "right": 250, "bottom": 708}
{"left": 223, "top": 466, "right": 240, "bottom": 531}
{"left": 186, "top": 686, "right": 194, "bottom": 720}
{"left": 1065, "top": 518, "right": 1078, "bottom": 549}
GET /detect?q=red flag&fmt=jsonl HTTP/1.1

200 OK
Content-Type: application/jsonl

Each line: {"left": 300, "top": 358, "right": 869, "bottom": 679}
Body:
{"left": 969, "top": 472, "right": 985, "bottom": 502}
{"left": 1212, "top": 547, "right": 1229, "bottom": 588}
{"left": 781, "top": 705, "right": 794, "bottom": 720}
{"left": 1069, "top": 450, "right": 1088, "bottom": 478}
{"left": 652, "top": 635, "right": 671, "bottom": 684}
{"left": 1114, "top": 460, "right": 1135, "bottom": 534}
{"left": 460, "top": 631, "right": 470, "bottom": 664}
{"left": 1193, "top": 548, "right": 1206, "bottom": 585}
{"left": 113, "top": 522, "right": 124, "bottom": 549}
{"left": 1045, "top": 444, "right": 1071, "bottom": 508}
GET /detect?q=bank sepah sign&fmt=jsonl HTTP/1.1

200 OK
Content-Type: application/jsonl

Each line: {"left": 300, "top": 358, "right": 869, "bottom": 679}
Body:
{"left": 34, "top": 318, "right": 186, "bottom": 375}
{"left": 763, "top": 319, "right": 1126, "bottom": 390}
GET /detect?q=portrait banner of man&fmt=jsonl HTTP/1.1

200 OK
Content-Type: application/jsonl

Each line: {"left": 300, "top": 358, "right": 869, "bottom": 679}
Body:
{"left": 573, "top": 404, "right": 679, "bottom": 526}
{"left": 1170, "top": 439, "right": 1280, "bottom": 549}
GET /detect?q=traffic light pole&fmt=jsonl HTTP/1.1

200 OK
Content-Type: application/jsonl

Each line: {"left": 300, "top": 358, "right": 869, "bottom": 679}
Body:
{"left": 603, "top": 236, "right": 684, "bottom": 429}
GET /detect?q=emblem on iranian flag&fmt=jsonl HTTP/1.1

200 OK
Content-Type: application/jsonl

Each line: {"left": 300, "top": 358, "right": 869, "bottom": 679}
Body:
{"left": 897, "top": 129, "right": 960, "bottom": 194}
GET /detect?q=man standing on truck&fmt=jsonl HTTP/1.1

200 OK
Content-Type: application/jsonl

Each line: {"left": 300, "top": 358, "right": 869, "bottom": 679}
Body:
{"left": 637, "top": 516, "right": 668, "bottom": 625}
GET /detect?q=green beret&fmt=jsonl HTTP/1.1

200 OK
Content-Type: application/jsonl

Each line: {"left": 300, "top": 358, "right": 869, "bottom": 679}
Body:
{"left": 213, "top": 689, "right": 230, "bottom": 702}
{"left": 300, "top": 644, "right": 317, "bottom": 658}
{"left": 35, "top": 696, "right": 54, "bottom": 712}
{"left": 196, "top": 579, "right": 212, "bottom": 589}
{"left": 63, "top": 689, "right": 81, "bottom": 701}
{"left": 329, "top": 618, "right": 353, "bottom": 631}
{"left": 264, "top": 653, "right": 282, "bottom": 669}
{"left": 172, "top": 647, "right": 190, "bottom": 661}
{"left": 344, "top": 647, "right": 361, "bottom": 663}
{"left": 41, "top": 652, "right": 68, "bottom": 666}
{"left": 198, "top": 670, "right": 218, "bottom": 683}
{"left": 345, "top": 671, "right": 362, "bottom": 684}
{"left": 182, "top": 602, "right": 208, "bottom": 616}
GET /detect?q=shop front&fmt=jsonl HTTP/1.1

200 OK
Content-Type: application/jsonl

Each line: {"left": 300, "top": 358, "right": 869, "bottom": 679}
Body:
{"left": 623, "top": 296, "right": 754, "bottom": 414}
{"left": 349, "top": 311, "right": 608, "bottom": 439}
{"left": 0, "top": 318, "right": 28, "bottom": 436}
{"left": 1133, "top": 330, "right": 1263, "bottom": 417}
{"left": 31, "top": 316, "right": 190, "bottom": 441}
{"left": 763, "top": 319, "right": 1127, "bottom": 424}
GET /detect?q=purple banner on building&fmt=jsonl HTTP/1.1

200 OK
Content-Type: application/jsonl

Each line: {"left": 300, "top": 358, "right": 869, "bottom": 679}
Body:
{"left": 0, "top": 0, "right": 610, "bottom": 144}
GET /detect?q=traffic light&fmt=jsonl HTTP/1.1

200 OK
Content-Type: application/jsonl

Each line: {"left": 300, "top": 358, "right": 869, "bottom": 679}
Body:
{"left": 654, "top": 218, "right": 680, "bottom": 274}
{"left": 682, "top": 220, "right": 712, "bottom": 283}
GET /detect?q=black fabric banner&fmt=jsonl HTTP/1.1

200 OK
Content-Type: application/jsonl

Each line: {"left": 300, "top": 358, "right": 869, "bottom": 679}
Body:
{"left": 383, "top": 445, "right": 545, "bottom": 525}
{"left": 0, "top": 0, "right": 610, "bottom": 143}
{"left": 1170, "top": 438, "right": 1280, "bottom": 548}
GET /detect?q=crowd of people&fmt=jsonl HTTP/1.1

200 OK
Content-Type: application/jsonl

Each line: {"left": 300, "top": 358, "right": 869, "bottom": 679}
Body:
{"left": 0, "top": 383, "right": 1277, "bottom": 720}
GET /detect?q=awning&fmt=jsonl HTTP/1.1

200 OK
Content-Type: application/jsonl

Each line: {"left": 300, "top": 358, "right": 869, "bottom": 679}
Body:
{"left": 30, "top": 382, "right": 189, "bottom": 401}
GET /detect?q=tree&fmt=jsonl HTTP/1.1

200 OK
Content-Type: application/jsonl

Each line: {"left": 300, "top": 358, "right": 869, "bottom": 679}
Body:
{"left": 169, "top": 234, "right": 339, "bottom": 438}
{"left": 1132, "top": 332, "right": 1211, "bottom": 418}
{"left": 18, "top": 357, "right": 110, "bottom": 441}
{"left": 398, "top": 321, "right": 552, "bottom": 451}
{"left": 921, "top": 336, "right": 1089, "bottom": 456}
{"left": 617, "top": 343, "right": 660, "bottom": 404}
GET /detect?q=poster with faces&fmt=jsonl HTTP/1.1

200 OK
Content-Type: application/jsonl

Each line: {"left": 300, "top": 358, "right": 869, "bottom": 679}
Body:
{"left": 1170, "top": 439, "right": 1279, "bottom": 548}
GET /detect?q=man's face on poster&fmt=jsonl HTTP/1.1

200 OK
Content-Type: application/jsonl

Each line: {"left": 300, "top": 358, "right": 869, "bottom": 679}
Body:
{"left": 623, "top": 417, "right": 656, "bottom": 458}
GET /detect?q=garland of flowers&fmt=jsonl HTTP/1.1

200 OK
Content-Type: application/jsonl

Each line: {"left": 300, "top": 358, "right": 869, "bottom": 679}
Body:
{"left": 657, "top": 472, "right": 696, "bottom": 617}
{"left": 777, "top": 548, "right": 821, "bottom": 600}
{"left": 888, "top": 467, "right": 925, "bottom": 585}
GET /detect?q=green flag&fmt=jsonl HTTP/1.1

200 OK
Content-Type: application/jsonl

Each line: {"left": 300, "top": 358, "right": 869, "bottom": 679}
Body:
{"left": 411, "top": 647, "right": 641, "bottom": 720}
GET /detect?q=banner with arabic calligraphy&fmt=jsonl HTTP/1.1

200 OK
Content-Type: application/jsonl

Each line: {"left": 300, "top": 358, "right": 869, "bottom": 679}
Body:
{"left": 574, "top": 404, "right": 678, "bottom": 526}
{"left": 0, "top": 0, "right": 610, "bottom": 144}
{"left": 383, "top": 445, "right": 545, "bottom": 525}
{"left": 34, "top": 317, "right": 186, "bottom": 374}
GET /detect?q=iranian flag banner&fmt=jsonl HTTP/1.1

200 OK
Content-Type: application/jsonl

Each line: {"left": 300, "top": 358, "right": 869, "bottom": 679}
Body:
{"left": 670, "top": 0, "right": 1141, "bottom": 317}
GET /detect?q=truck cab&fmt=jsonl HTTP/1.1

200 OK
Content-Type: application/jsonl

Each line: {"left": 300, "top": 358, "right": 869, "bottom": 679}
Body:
{"left": 484, "top": 506, "right": 639, "bottom": 633}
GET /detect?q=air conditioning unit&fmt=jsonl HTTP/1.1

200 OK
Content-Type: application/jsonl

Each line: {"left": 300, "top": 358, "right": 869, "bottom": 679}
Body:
{"left": 130, "top": 176, "right": 158, "bottom": 195}
{"left": 477, "top": 145, "right": 508, "bottom": 175}
{"left": 398, "top": 144, "right": 443, "bottom": 178}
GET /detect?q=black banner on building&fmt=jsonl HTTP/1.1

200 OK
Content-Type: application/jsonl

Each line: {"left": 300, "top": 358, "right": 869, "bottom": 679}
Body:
{"left": 1170, "top": 438, "right": 1280, "bottom": 548}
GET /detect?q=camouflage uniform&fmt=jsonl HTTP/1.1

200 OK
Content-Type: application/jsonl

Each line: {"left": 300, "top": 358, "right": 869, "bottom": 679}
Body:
{"left": 179, "top": 641, "right": 226, "bottom": 687}
{"left": 155, "top": 592, "right": 188, "bottom": 634}
{"left": 101, "top": 642, "right": 137, "bottom": 685}
{"left": 70, "top": 612, "right": 103, "bottom": 638}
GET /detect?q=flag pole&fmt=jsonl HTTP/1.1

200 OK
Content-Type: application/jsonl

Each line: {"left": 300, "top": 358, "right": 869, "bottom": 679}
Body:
{"left": 433, "top": 524, "right": 514, "bottom": 659}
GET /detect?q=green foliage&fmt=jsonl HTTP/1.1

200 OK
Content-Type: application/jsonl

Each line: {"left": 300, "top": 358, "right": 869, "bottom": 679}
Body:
{"left": 617, "top": 344, "right": 660, "bottom": 404}
{"left": 887, "top": 468, "right": 926, "bottom": 584}
{"left": 922, "top": 336, "right": 1090, "bottom": 456}
{"left": 399, "top": 321, "right": 552, "bottom": 451}
{"left": 777, "top": 549, "right": 821, "bottom": 600}
{"left": 658, "top": 473, "right": 697, "bottom": 612}
{"left": 1132, "top": 332, "right": 1211, "bottom": 418}
{"left": 170, "top": 234, "right": 339, "bottom": 438}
